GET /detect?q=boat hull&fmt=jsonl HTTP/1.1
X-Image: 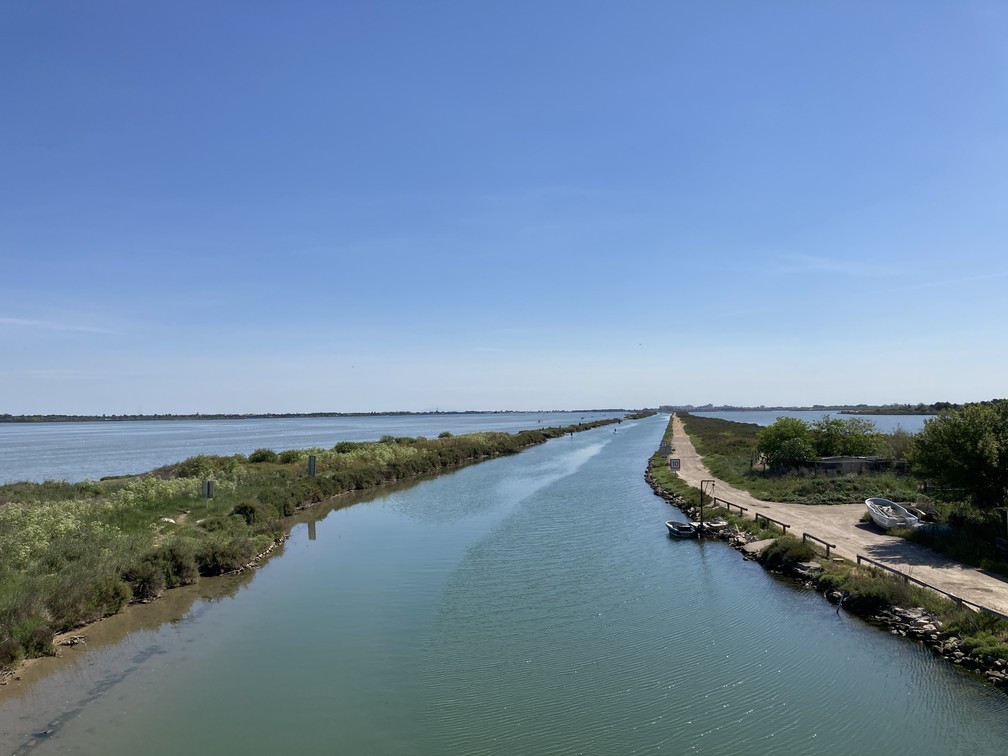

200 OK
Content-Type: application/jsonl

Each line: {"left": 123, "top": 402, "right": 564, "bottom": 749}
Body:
{"left": 665, "top": 520, "right": 698, "bottom": 538}
{"left": 865, "top": 498, "right": 919, "bottom": 530}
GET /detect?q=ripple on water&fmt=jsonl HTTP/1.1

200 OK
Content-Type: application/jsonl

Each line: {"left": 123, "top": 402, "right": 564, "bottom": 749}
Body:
{"left": 413, "top": 424, "right": 1008, "bottom": 754}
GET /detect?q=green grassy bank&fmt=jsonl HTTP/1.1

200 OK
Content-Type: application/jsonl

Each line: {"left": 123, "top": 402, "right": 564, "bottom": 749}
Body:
{"left": 0, "top": 418, "right": 619, "bottom": 670}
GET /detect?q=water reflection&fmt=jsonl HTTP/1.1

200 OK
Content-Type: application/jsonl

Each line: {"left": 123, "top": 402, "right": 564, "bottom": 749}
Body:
{"left": 5, "top": 418, "right": 1008, "bottom": 755}
{"left": 0, "top": 570, "right": 255, "bottom": 754}
{"left": 0, "top": 484, "right": 389, "bottom": 747}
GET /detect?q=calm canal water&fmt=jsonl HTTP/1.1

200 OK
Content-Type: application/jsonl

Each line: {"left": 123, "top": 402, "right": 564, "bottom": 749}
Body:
{"left": 3, "top": 415, "right": 1008, "bottom": 754}
{"left": 0, "top": 411, "right": 622, "bottom": 484}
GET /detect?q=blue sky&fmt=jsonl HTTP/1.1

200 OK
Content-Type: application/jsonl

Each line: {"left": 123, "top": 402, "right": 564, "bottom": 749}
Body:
{"left": 3, "top": 1, "right": 1007, "bottom": 413}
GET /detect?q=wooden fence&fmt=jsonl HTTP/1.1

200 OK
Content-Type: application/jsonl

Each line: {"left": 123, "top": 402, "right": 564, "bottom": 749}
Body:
{"left": 856, "top": 554, "right": 1008, "bottom": 622}
{"left": 701, "top": 494, "right": 1008, "bottom": 621}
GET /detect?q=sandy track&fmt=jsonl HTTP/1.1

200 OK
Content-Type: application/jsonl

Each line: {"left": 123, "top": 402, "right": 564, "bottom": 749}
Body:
{"left": 668, "top": 415, "right": 1008, "bottom": 616}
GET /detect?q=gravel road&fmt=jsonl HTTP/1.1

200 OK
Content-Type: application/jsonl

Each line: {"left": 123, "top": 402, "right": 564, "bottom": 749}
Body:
{"left": 668, "top": 414, "right": 1008, "bottom": 616}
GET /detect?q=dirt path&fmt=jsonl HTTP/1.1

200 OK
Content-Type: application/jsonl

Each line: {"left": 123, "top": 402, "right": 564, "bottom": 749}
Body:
{"left": 669, "top": 415, "right": 1008, "bottom": 616}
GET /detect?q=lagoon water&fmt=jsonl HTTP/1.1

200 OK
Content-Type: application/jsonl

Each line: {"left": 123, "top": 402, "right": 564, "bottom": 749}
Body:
{"left": 0, "top": 411, "right": 622, "bottom": 484}
{"left": 692, "top": 410, "right": 931, "bottom": 434}
{"left": 0, "top": 411, "right": 929, "bottom": 486}
{"left": 3, "top": 415, "right": 1008, "bottom": 754}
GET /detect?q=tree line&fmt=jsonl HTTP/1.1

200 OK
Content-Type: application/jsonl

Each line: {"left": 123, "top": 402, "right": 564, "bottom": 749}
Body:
{"left": 755, "top": 401, "right": 1008, "bottom": 509}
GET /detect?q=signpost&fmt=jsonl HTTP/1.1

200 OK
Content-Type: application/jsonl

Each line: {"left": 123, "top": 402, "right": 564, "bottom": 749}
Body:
{"left": 668, "top": 457, "right": 681, "bottom": 471}
{"left": 201, "top": 479, "right": 214, "bottom": 509}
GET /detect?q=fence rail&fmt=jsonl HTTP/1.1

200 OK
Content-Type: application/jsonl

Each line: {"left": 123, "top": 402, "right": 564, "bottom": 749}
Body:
{"left": 714, "top": 496, "right": 747, "bottom": 516}
{"left": 802, "top": 532, "right": 836, "bottom": 558}
{"left": 754, "top": 512, "right": 790, "bottom": 534}
{"left": 669, "top": 484, "right": 1008, "bottom": 622}
{"left": 855, "top": 554, "right": 1008, "bottom": 621}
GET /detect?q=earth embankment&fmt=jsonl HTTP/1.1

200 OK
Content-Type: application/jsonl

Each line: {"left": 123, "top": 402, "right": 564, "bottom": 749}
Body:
{"left": 669, "top": 414, "right": 1008, "bottom": 616}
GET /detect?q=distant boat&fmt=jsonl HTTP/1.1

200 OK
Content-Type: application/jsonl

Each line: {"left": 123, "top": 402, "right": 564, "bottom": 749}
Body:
{"left": 665, "top": 520, "right": 698, "bottom": 538}
{"left": 865, "top": 497, "right": 920, "bottom": 530}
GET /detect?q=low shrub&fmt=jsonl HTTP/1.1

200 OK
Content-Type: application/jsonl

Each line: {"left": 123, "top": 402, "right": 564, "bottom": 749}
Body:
{"left": 174, "top": 454, "right": 245, "bottom": 478}
{"left": 277, "top": 449, "right": 302, "bottom": 464}
{"left": 23, "top": 624, "right": 55, "bottom": 657}
{"left": 232, "top": 501, "right": 273, "bottom": 525}
{"left": 0, "top": 638, "right": 23, "bottom": 666}
{"left": 248, "top": 448, "right": 279, "bottom": 464}
{"left": 122, "top": 560, "right": 167, "bottom": 602}
{"left": 195, "top": 536, "right": 269, "bottom": 575}
{"left": 162, "top": 540, "right": 199, "bottom": 587}
{"left": 45, "top": 570, "right": 131, "bottom": 630}
{"left": 759, "top": 535, "right": 817, "bottom": 570}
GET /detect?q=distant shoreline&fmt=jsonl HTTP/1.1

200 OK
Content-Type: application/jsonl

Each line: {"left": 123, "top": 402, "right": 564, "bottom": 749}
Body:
{"left": 0, "top": 409, "right": 632, "bottom": 424}
{"left": 671, "top": 405, "right": 947, "bottom": 416}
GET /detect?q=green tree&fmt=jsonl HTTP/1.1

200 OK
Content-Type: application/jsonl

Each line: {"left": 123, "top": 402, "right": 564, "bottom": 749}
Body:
{"left": 810, "top": 415, "right": 877, "bottom": 457}
{"left": 756, "top": 417, "right": 816, "bottom": 472}
{"left": 876, "top": 426, "right": 915, "bottom": 461}
{"left": 911, "top": 400, "right": 1008, "bottom": 508}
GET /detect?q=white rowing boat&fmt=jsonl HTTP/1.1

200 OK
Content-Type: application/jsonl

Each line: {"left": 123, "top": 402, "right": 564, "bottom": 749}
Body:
{"left": 865, "top": 497, "right": 919, "bottom": 530}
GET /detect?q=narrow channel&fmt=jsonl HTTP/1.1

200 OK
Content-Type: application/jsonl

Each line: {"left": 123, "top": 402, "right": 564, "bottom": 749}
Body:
{"left": 4, "top": 415, "right": 1008, "bottom": 754}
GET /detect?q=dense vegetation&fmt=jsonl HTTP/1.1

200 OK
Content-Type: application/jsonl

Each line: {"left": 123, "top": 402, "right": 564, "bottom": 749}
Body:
{"left": 677, "top": 404, "right": 1008, "bottom": 578}
{"left": 911, "top": 400, "right": 1008, "bottom": 509}
{"left": 756, "top": 415, "right": 883, "bottom": 471}
{"left": 680, "top": 413, "right": 919, "bottom": 504}
{"left": 0, "top": 419, "right": 618, "bottom": 669}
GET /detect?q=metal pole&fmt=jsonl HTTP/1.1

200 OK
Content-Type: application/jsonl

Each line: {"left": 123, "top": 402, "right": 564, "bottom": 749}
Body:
{"left": 700, "top": 480, "right": 714, "bottom": 535}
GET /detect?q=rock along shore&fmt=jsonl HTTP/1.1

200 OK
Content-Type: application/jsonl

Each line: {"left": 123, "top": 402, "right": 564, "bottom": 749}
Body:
{"left": 644, "top": 467, "right": 1008, "bottom": 690}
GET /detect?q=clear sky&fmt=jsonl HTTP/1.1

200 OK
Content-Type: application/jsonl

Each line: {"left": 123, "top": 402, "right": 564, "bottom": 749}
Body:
{"left": 3, "top": 1, "right": 1007, "bottom": 414}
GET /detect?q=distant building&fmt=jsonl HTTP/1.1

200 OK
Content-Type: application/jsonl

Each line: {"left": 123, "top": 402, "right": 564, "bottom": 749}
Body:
{"left": 811, "top": 456, "right": 909, "bottom": 476}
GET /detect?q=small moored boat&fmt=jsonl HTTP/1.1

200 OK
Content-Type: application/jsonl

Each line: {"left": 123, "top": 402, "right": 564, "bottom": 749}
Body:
{"left": 865, "top": 497, "right": 920, "bottom": 530}
{"left": 702, "top": 519, "right": 729, "bottom": 534}
{"left": 665, "top": 520, "right": 698, "bottom": 538}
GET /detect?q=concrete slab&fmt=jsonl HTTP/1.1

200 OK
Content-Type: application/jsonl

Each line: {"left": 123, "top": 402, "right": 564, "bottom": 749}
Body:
{"left": 742, "top": 538, "right": 776, "bottom": 555}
